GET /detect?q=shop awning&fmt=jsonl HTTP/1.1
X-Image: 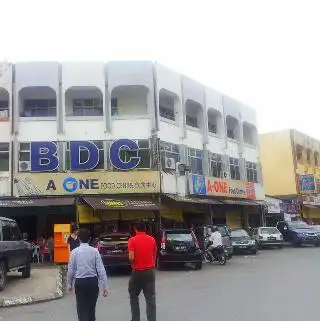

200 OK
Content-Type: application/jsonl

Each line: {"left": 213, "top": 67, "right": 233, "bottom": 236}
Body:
{"left": 163, "top": 194, "right": 223, "bottom": 205}
{"left": 304, "top": 204, "right": 320, "bottom": 209}
{"left": 220, "top": 199, "right": 261, "bottom": 206}
{"left": 0, "top": 198, "right": 75, "bottom": 207}
{"left": 82, "top": 197, "right": 161, "bottom": 211}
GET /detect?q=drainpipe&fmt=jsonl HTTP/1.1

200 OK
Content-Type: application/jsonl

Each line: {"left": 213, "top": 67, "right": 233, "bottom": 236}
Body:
{"left": 290, "top": 129, "right": 302, "bottom": 215}
{"left": 152, "top": 63, "right": 159, "bottom": 132}
{"left": 181, "top": 77, "right": 186, "bottom": 140}
{"left": 105, "top": 64, "right": 111, "bottom": 133}
{"left": 10, "top": 64, "right": 16, "bottom": 197}
{"left": 57, "top": 63, "right": 63, "bottom": 134}
{"left": 221, "top": 96, "right": 228, "bottom": 151}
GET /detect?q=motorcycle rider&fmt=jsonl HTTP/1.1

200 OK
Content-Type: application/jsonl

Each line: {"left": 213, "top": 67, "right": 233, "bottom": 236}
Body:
{"left": 206, "top": 226, "right": 223, "bottom": 261}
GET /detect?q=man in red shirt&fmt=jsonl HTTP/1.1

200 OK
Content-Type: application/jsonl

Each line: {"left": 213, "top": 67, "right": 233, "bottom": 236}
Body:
{"left": 128, "top": 221, "right": 157, "bottom": 321}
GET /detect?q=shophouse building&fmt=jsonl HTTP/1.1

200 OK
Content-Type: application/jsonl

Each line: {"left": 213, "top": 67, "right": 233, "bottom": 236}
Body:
{"left": 260, "top": 129, "right": 320, "bottom": 223}
{"left": 0, "top": 61, "right": 265, "bottom": 240}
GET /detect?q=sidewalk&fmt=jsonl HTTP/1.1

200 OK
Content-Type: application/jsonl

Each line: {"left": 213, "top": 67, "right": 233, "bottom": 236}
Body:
{"left": 0, "top": 265, "right": 64, "bottom": 308}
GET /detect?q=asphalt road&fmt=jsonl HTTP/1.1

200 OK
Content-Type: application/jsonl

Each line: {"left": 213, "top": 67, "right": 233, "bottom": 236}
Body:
{"left": 1, "top": 247, "right": 319, "bottom": 321}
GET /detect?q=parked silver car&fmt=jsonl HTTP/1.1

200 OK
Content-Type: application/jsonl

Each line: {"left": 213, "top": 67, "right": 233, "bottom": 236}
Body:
{"left": 251, "top": 227, "right": 283, "bottom": 249}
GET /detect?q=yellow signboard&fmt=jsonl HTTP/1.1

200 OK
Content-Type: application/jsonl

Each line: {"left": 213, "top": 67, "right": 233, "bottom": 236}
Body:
{"left": 14, "top": 171, "right": 160, "bottom": 196}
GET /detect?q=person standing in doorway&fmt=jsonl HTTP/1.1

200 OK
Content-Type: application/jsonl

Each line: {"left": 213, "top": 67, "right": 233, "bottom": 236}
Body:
{"left": 67, "top": 228, "right": 108, "bottom": 321}
{"left": 68, "top": 225, "right": 80, "bottom": 252}
{"left": 128, "top": 222, "right": 157, "bottom": 321}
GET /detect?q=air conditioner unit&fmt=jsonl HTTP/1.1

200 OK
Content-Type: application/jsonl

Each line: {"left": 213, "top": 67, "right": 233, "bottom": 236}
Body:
{"left": 222, "top": 171, "right": 229, "bottom": 179}
{"left": 176, "top": 162, "right": 189, "bottom": 175}
{"left": 164, "top": 157, "right": 176, "bottom": 170}
{"left": 18, "top": 161, "right": 31, "bottom": 172}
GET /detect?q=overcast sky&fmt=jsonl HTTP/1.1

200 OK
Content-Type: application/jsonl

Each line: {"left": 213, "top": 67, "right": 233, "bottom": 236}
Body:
{"left": 1, "top": 0, "right": 319, "bottom": 138}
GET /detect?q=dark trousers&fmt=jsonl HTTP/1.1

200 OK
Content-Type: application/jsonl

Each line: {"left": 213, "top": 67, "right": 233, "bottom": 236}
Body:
{"left": 75, "top": 277, "right": 99, "bottom": 321}
{"left": 128, "top": 269, "right": 156, "bottom": 321}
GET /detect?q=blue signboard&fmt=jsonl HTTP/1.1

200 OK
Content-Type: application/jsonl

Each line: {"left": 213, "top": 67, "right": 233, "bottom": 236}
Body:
{"left": 192, "top": 175, "right": 206, "bottom": 195}
{"left": 30, "top": 139, "right": 141, "bottom": 172}
{"left": 299, "top": 174, "right": 315, "bottom": 193}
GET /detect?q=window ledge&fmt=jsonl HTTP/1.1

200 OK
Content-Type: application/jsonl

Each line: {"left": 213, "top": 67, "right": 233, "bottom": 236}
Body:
{"left": 227, "top": 138, "right": 240, "bottom": 144}
{"left": 65, "top": 116, "right": 104, "bottom": 121}
{"left": 19, "top": 117, "right": 56, "bottom": 122}
{"left": 112, "top": 115, "right": 151, "bottom": 120}
{"left": 244, "top": 142, "right": 258, "bottom": 148}
{"left": 186, "top": 125, "right": 201, "bottom": 132}
{"left": 208, "top": 132, "right": 222, "bottom": 139}
{"left": 160, "top": 117, "right": 177, "bottom": 126}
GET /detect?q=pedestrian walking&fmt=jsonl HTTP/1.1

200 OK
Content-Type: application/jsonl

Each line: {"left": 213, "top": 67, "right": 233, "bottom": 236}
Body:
{"left": 67, "top": 228, "right": 108, "bottom": 321}
{"left": 128, "top": 222, "right": 157, "bottom": 321}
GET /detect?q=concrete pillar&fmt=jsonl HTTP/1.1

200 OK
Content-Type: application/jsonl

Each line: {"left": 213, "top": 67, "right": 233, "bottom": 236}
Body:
{"left": 241, "top": 209, "right": 249, "bottom": 229}
{"left": 37, "top": 214, "right": 47, "bottom": 238}
{"left": 204, "top": 205, "right": 212, "bottom": 225}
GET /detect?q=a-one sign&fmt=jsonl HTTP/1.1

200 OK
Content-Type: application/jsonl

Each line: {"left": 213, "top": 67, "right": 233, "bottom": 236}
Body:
{"left": 13, "top": 171, "right": 160, "bottom": 196}
{"left": 191, "top": 175, "right": 257, "bottom": 199}
{"left": 30, "top": 139, "right": 142, "bottom": 172}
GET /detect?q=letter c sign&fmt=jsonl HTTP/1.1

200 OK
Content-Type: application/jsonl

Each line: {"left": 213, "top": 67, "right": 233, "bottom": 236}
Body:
{"left": 110, "top": 139, "right": 140, "bottom": 170}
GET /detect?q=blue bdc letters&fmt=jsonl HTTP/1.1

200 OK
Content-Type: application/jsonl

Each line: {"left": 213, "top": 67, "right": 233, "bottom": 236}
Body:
{"left": 30, "top": 139, "right": 141, "bottom": 172}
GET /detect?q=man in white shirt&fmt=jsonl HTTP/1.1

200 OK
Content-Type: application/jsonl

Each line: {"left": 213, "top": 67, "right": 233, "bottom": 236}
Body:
{"left": 68, "top": 228, "right": 108, "bottom": 321}
{"left": 206, "top": 226, "right": 223, "bottom": 261}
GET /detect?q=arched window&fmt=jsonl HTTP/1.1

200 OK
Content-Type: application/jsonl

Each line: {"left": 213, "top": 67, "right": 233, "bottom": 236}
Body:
{"left": 65, "top": 86, "right": 103, "bottom": 116}
{"left": 19, "top": 86, "right": 56, "bottom": 117}
{"left": 185, "top": 99, "right": 203, "bottom": 129}
{"left": 226, "top": 116, "right": 240, "bottom": 140}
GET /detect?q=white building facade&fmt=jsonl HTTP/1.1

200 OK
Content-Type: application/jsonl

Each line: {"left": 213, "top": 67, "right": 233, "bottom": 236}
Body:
{"left": 0, "top": 61, "right": 265, "bottom": 202}
{"left": 0, "top": 61, "right": 266, "bottom": 233}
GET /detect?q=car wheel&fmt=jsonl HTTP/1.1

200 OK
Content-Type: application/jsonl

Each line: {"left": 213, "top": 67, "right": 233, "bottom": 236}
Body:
{"left": 0, "top": 261, "right": 7, "bottom": 292}
{"left": 194, "top": 262, "right": 202, "bottom": 270}
{"left": 315, "top": 243, "right": 320, "bottom": 247}
{"left": 22, "top": 261, "right": 31, "bottom": 278}
{"left": 293, "top": 240, "right": 301, "bottom": 247}
{"left": 251, "top": 249, "right": 257, "bottom": 255}
{"left": 278, "top": 245, "right": 283, "bottom": 249}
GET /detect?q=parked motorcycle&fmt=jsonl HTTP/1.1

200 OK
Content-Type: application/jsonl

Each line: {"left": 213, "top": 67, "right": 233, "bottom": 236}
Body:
{"left": 203, "top": 245, "right": 227, "bottom": 265}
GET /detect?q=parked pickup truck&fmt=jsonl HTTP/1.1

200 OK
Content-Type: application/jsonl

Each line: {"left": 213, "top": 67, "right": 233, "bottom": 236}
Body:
{"left": 0, "top": 217, "right": 31, "bottom": 291}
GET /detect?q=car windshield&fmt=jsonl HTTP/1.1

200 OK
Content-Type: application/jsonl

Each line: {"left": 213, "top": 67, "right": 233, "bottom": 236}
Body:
{"left": 260, "top": 227, "right": 279, "bottom": 234}
{"left": 166, "top": 232, "right": 193, "bottom": 242}
{"left": 231, "top": 230, "right": 249, "bottom": 238}
{"left": 287, "top": 222, "right": 309, "bottom": 229}
{"left": 217, "top": 226, "right": 229, "bottom": 237}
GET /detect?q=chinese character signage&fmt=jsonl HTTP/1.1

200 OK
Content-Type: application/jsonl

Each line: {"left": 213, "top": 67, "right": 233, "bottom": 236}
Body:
{"left": 299, "top": 174, "right": 315, "bottom": 193}
{"left": 191, "top": 175, "right": 258, "bottom": 199}
{"left": 13, "top": 171, "right": 160, "bottom": 196}
{"left": 280, "top": 202, "right": 300, "bottom": 214}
